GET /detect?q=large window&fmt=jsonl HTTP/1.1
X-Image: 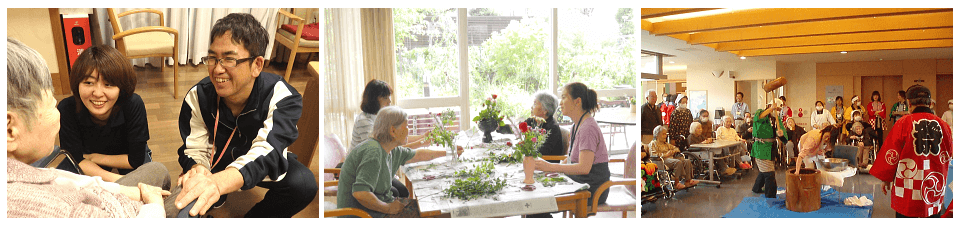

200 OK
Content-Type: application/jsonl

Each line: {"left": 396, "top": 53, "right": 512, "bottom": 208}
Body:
{"left": 394, "top": 8, "right": 637, "bottom": 129}
{"left": 467, "top": 8, "right": 551, "bottom": 119}
{"left": 394, "top": 8, "right": 460, "bottom": 98}
{"left": 559, "top": 8, "right": 636, "bottom": 90}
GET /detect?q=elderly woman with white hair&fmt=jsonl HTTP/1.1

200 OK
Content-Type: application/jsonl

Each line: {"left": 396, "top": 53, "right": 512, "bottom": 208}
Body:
{"left": 647, "top": 125, "right": 698, "bottom": 189}
{"left": 715, "top": 115, "right": 748, "bottom": 175}
{"left": 6, "top": 38, "right": 193, "bottom": 218}
{"left": 525, "top": 91, "right": 564, "bottom": 163}
{"left": 337, "top": 106, "right": 463, "bottom": 218}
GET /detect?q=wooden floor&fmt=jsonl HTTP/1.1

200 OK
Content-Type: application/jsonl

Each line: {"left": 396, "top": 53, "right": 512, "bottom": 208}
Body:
{"left": 55, "top": 61, "right": 320, "bottom": 218}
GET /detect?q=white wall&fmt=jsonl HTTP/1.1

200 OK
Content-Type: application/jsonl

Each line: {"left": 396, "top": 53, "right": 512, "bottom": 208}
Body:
{"left": 687, "top": 60, "right": 777, "bottom": 119}
{"left": 779, "top": 62, "right": 818, "bottom": 130}
{"left": 8, "top": 8, "right": 60, "bottom": 74}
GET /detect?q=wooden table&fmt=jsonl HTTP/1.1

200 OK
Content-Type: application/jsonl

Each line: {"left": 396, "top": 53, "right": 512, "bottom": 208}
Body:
{"left": 594, "top": 107, "right": 636, "bottom": 126}
{"left": 414, "top": 190, "right": 592, "bottom": 218}
{"left": 689, "top": 140, "right": 744, "bottom": 183}
{"left": 595, "top": 107, "right": 636, "bottom": 151}
{"left": 401, "top": 132, "right": 593, "bottom": 218}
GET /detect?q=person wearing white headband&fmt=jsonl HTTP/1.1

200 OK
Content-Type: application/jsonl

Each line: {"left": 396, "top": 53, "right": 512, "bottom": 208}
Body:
{"left": 846, "top": 95, "right": 866, "bottom": 122}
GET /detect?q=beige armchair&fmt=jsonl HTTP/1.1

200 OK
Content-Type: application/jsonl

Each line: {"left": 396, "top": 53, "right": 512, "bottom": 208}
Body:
{"left": 274, "top": 9, "right": 319, "bottom": 81}
{"left": 107, "top": 8, "right": 179, "bottom": 98}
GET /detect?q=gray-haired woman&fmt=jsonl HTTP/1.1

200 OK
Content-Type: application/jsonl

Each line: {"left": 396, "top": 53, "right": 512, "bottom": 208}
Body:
{"left": 525, "top": 91, "right": 564, "bottom": 162}
{"left": 6, "top": 37, "right": 192, "bottom": 218}
{"left": 337, "top": 106, "right": 463, "bottom": 217}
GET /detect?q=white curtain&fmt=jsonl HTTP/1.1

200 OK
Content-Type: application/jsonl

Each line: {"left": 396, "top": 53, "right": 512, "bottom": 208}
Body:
{"left": 324, "top": 8, "right": 365, "bottom": 146}
{"left": 94, "top": 8, "right": 279, "bottom": 67}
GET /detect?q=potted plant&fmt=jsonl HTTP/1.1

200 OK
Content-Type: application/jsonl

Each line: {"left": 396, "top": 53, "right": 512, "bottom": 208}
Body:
{"left": 515, "top": 119, "right": 548, "bottom": 185}
{"left": 630, "top": 97, "right": 637, "bottom": 113}
{"left": 472, "top": 94, "right": 505, "bottom": 143}
{"left": 427, "top": 109, "right": 459, "bottom": 161}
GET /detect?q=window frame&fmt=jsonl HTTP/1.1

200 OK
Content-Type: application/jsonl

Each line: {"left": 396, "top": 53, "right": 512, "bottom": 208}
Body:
{"left": 396, "top": 8, "right": 638, "bottom": 130}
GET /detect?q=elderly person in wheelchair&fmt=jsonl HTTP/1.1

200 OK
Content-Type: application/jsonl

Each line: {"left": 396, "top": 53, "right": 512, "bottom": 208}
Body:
{"left": 647, "top": 125, "right": 699, "bottom": 189}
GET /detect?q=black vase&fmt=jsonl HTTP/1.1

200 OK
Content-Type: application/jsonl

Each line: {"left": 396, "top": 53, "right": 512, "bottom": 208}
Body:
{"left": 478, "top": 118, "right": 499, "bottom": 143}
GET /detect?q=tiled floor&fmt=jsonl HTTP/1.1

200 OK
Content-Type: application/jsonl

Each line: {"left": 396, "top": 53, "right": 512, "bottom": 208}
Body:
{"left": 55, "top": 61, "right": 319, "bottom": 218}
{"left": 641, "top": 166, "right": 899, "bottom": 218}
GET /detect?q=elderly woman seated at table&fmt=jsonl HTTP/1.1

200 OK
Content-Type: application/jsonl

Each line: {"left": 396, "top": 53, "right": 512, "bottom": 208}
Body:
{"left": 337, "top": 106, "right": 463, "bottom": 218}
{"left": 688, "top": 122, "right": 714, "bottom": 145}
{"left": 715, "top": 115, "right": 747, "bottom": 175}
{"left": 347, "top": 79, "right": 439, "bottom": 198}
{"left": 525, "top": 90, "right": 564, "bottom": 163}
{"left": 648, "top": 125, "right": 699, "bottom": 189}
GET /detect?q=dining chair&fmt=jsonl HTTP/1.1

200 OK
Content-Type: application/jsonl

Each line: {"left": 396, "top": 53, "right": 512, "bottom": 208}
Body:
{"left": 107, "top": 8, "right": 179, "bottom": 98}
{"left": 324, "top": 207, "right": 372, "bottom": 218}
{"left": 274, "top": 8, "right": 319, "bottom": 81}
{"left": 589, "top": 158, "right": 637, "bottom": 218}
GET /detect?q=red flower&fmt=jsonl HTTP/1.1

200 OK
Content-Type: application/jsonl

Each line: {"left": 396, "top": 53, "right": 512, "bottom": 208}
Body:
{"left": 506, "top": 141, "right": 513, "bottom": 147}
{"left": 540, "top": 128, "right": 546, "bottom": 134}
{"left": 532, "top": 137, "right": 538, "bottom": 143}
{"left": 519, "top": 122, "right": 529, "bottom": 133}
{"left": 492, "top": 94, "right": 498, "bottom": 99}
{"left": 437, "top": 113, "right": 442, "bottom": 116}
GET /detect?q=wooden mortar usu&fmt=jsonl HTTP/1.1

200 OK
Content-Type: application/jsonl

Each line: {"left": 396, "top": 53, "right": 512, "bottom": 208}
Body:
{"left": 786, "top": 168, "right": 821, "bottom": 212}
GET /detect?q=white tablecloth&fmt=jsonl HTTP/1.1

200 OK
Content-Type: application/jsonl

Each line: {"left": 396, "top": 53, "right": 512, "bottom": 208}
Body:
{"left": 403, "top": 131, "right": 588, "bottom": 217}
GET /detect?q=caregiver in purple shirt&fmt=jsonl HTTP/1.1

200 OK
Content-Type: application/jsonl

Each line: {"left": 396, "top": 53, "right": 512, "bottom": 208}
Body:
{"left": 533, "top": 82, "right": 610, "bottom": 205}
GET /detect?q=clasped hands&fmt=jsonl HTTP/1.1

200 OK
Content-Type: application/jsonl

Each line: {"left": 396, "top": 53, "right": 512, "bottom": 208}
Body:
{"left": 175, "top": 164, "right": 223, "bottom": 216}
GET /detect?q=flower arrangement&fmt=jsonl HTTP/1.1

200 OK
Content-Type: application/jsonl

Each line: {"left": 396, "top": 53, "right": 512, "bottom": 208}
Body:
{"left": 514, "top": 119, "right": 548, "bottom": 158}
{"left": 426, "top": 109, "right": 458, "bottom": 150}
{"left": 472, "top": 94, "right": 506, "bottom": 127}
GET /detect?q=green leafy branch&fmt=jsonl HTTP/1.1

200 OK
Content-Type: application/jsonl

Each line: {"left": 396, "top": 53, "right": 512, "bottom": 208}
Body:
{"left": 536, "top": 175, "right": 567, "bottom": 187}
{"left": 453, "top": 162, "right": 495, "bottom": 178}
{"left": 443, "top": 163, "right": 508, "bottom": 201}
{"left": 426, "top": 109, "right": 458, "bottom": 150}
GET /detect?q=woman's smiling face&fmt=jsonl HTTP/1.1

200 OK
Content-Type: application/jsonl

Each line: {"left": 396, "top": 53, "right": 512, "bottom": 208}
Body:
{"left": 78, "top": 69, "right": 120, "bottom": 122}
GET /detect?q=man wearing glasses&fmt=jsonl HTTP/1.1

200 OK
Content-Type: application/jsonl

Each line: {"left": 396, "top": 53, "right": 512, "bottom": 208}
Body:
{"left": 175, "top": 13, "right": 317, "bottom": 217}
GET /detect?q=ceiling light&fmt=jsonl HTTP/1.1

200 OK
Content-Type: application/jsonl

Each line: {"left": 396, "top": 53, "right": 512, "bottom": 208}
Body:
{"left": 740, "top": 56, "right": 746, "bottom": 60}
{"left": 669, "top": 61, "right": 675, "bottom": 64}
{"left": 841, "top": 51, "right": 847, "bottom": 54}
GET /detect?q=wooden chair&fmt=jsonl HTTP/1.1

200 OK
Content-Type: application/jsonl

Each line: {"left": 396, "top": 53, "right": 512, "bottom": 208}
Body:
{"left": 323, "top": 134, "right": 348, "bottom": 196}
{"left": 324, "top": 207, "right": 372, "bottom": 218}
{"left": 324, "top": 168, "right": 340, "bottom": 196}
{"left": 590, "top": 176, "right": 637, "bottom": 218}
{"left": 274, "top": 9, "right": 319, "bottom": 81}
{"left": 107, "top": 8, "right": 179, "bottom": 98}
{"left": 590, "top": 147, "right": 638, "bottom": 218}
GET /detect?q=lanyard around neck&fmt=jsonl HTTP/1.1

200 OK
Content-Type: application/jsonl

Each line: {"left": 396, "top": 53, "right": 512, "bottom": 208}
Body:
{"left": 568, "top": 111, "right": 590, "bottom": 156}
{"left": 211, "top": 97, "right": 239, "bottom": 169}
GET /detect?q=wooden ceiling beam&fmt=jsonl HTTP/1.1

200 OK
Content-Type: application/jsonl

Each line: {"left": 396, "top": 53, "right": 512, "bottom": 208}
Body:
{"left": 649, "top": 8, "right": 950, "bottom": 36}
{"left": 683, "top": 11, "right": 953, "bottom": 45}
{"left": 640, "top": 8, "right": 721, "bottom": 19}
{"left": 734, "top": 39, "right": 953, "bottom": 57}
{"left": 715, "top": 28, "right": 953, "bottom": 51}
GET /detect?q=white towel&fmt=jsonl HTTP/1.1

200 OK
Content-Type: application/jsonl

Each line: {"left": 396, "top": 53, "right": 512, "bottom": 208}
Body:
{"left": 844, "top": 196, "right": 873, "bottom": 206}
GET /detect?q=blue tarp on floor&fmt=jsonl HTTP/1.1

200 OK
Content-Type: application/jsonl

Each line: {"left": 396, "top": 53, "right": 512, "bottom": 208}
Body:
{"left": 723, "top": 187, "right": 873, "bottom": 218}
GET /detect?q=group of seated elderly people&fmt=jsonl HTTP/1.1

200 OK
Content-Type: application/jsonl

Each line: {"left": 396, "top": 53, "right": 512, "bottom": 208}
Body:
{"left": 335, "top": 79, "right": 621, "bottom": 217}
{"left": 7, "top": 13, "right": 316, "bottom": 218}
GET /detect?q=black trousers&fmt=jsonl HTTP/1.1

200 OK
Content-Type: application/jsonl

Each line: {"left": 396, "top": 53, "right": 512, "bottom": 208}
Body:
{"left": 243, "top": 155, "right": 319, "bottom": 218}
